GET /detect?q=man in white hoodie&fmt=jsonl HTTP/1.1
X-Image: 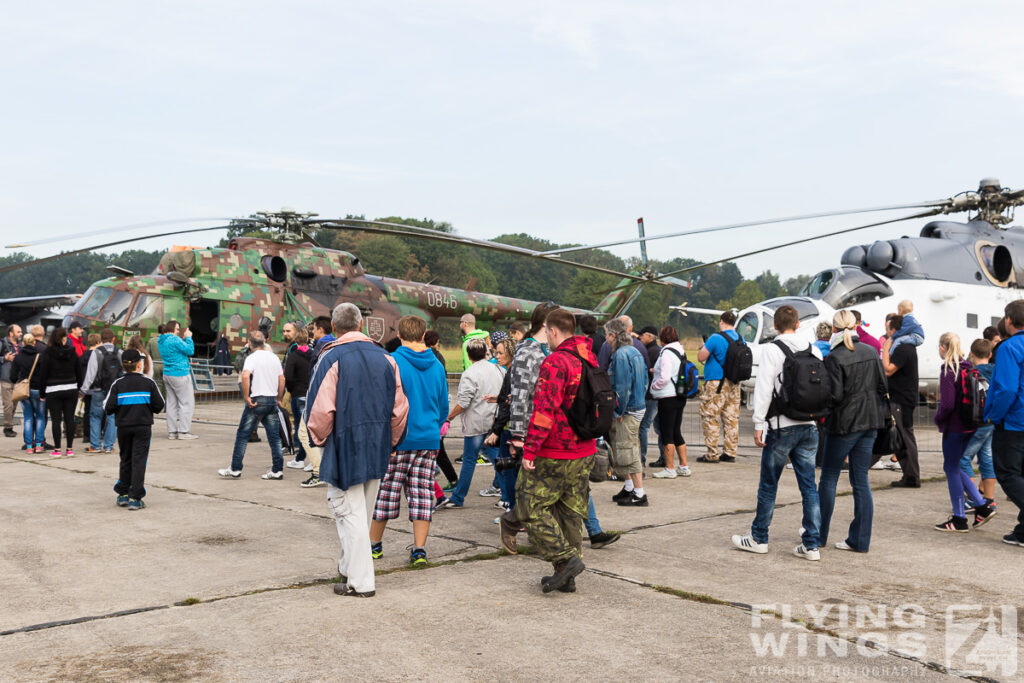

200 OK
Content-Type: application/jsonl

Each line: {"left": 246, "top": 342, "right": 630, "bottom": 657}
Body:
{"left": 732, "top": 305, "right": 823, "bottom": 561}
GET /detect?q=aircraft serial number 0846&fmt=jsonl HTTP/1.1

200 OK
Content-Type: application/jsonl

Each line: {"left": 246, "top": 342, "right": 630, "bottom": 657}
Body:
{"left": 426, "top": 292, "right": 459, "bottom": 309}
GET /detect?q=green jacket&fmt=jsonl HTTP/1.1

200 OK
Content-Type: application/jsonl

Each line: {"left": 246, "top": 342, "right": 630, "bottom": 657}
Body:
{"left": 461, "top": 328, "right": 490, "bottom": 371}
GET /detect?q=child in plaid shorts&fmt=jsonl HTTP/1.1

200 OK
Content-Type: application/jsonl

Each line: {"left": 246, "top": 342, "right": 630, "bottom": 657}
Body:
{"left": 370, "top": 315, "right": 449, "bottom": 566}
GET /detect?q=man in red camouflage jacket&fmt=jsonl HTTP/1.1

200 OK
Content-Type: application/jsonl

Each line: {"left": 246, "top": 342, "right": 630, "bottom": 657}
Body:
{"left": 518, "top": 308, "right": 597, "bottom": 594}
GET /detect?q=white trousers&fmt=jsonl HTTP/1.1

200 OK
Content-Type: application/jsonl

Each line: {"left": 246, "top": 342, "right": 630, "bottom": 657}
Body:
{"left": 163, "top": 374, "right": 194, "bottom": 434}
{"left": 326, "top": 480, "right": 380, "bottom": 593}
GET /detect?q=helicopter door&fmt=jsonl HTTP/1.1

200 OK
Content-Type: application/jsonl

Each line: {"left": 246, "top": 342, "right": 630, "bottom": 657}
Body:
{"left": 188, "top": 299, "right": 220, "bottom": 358}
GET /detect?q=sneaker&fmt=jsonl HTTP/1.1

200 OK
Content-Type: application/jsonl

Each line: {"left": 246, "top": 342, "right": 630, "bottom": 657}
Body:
{"left": 333, "top": 584, "right": 375, "bottom": 598}
{"left": 300, "top": 474, "right": 325, "bottom": 488}
{"left": 589, "top": 532, "right": 621, "bottom": 549}
{"left": 719, "top": 454, "right": 736, "bottom": 463}
{"left": 442, "top": 481, "right": 457, "bottom": 492}
{"left": 493, "top": 500, "right": 509, "bottom": 510}
{"left": 102, "top": 448, "right": 113, "bottom": 454}
{"left": 834, "top": 541, "right": 853, "bottom": 551}
{"left": 304, "top": 462, "right": 314, "bottom": 472}
{"left": 696, "top": 455, "right": 719, "bottom": 463}
{"left": 732, "top": 534, "right": 768, "bottom": 554}
{"left": 883, "top": 460, "right": 902, "bottom": 471}
{"left": 479, "top": 485, "right": 501, "bottom": 497}
{"left": 611, "top": 486, "right": 633, "bottom": 503}
{"left": 648, "top": 458, "right": 666, "bottom": 468}
{"left": 541, "top": 556, "right": 585, "bottom": 594}
{"left": 869, "top": 459, "right": 888, "bottom": 470}
{"left": 785, "top": 463, "right": 794, "bottom": 470}
{"left": 434, "top": 495, "right": 450, "bottom": 510}
{"left": 890, "top": 479, "right": 921, "bottom": 488}
{"left": 261, "top": 470, "right": 283, "bottom": 480}
{"left": 409, "top": 547, "right": 428, "bottom": 566}
{"left": 285, "top": 459, "right": 306, "bottom": 469}
{"left": 167, "top": 433, "right": 178, "bottom": 440}
{"left": 934, "top": 515, "right": 969, "bottom": 532}
{"left": 64, "top": 449, "right": 73, "bottom": 457}
{"left": 676, "top": 465, "right": 692, "bottom": 477}
{"left": 127, "top": 498, "right": 146, "bottom": 511}
{"left": 371, "top": 542, "right": 383, "bottom": 560}
{"left": 965, "top": 498, "right": 996, "bottom": 514}
{"left": 617, "top": 492, "right": 649, "bottom": 506}
{"left": 652, "top": 468, "right": 677, "bottom": 479}
{"left": 1002, "top": 533, "right": 1024, "bottom": 547}
{"left": 437, "top": 500, "right": 461, "bottom": 509}
{"left": 177, "top": 433, "right": 199, "bottom": 440}
{"left": 217, "top": 468, "right": 242, "bottom": 478}
{"left": 85, "top": 446, "right": 102, "bottom": 453}
{"left": 33, "top": 445, "right": 43, "bottom": 453}
{"left": 476, "top": 455, "right": 491, "bottom": 466}
{"left": 50, "top": 449, "right": 62, "bottom": 457}
{"left": 973, "top": 505, "right": 997, "bottom": 528}
{"left": 454, "top": 456, "right": 463, "bottom": 463}
{"left": 116, "top": 495, "right": 130, "bottom": 507}
{"left": 3, "top": 428, "right": 16, "bottom": 437}
{"left": 794, "top": 544, "right": 820, "bottom": 561}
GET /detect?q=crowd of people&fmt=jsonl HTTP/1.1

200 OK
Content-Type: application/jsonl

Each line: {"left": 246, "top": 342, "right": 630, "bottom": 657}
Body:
{"left": 4, "top": 294, "right": 1024, "bottom": 596}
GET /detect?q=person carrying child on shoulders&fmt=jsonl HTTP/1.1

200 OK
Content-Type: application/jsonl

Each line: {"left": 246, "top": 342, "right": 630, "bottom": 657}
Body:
{"left": 105, "top": 348, "right": 165, "bottom": 511}
{"left": 890, "top": 300, "right": 925, "bottom": 351}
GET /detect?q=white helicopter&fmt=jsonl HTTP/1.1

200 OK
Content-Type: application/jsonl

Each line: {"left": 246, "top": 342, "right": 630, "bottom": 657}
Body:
{"left": 663, "top": 178, "right": 1024, "bottom": 393}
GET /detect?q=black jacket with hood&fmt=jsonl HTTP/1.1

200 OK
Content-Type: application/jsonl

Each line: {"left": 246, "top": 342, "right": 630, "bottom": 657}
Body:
{"left": 39, "top": 342, "right": 83, "bottom": 398}
{"left": 11, "top": 344, "right": 45, "bottom": 391}
{"left": 824, "top": 337, "right": 888, "bottom": 436}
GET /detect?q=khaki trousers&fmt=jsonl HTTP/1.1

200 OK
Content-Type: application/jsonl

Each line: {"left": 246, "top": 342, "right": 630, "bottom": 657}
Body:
{"left": 699, "top": 380, "right": 741, "bottom": 459}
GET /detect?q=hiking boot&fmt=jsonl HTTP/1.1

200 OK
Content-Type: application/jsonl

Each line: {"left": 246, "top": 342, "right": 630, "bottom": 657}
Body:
{"left": 732, "top": 534, "right": 768, "bottom": 554}
{"left": 541, "top": 556, "right": 585, "bottom": 593}
{"left": 333, "top": 584, "right": 375, "bottom": 598}
{"left": 116, "top": 495, "right": 130, "bottom": 507}
{"left": 972, "top": 505, "right": 997, "bottom": 528}
{"left": 589, "top": 532, "right": 620, "bottom": 549}
{"left": 3, "top": 428, "right": 15, "bottom": 438}
{"left": 793, "top": 544, "right": 820, "bottom": 561}
{"left": 611, "top": 486, "right": 633, "bottom": 503}
{"left": 719, "top": 455, "right": 736, "bottom": 463}
{"left": 617, "top": 492, "right": 649, "bottom": 506}
{"left": 409, "top": 547, "right": 427, "bottom": 566}
{"left": 541, "top": 573, "right": 577, "bottom": 592}
{"left": 934, "top": 515, "right": 969, "bottom": 532}
{"left": 300, "top": 474, "right": 325, "bottom": 488}
{"left": 697, "top": 455, "right": 719, "bottom": 463}
{"left": 890, "top": 479, "right": 920, "bottom": 488}
{"left": 499, "top": 513, "right": 520, "bottom": 554}
{"left": 371, "top": 542, "right": 383, "bottom": 560}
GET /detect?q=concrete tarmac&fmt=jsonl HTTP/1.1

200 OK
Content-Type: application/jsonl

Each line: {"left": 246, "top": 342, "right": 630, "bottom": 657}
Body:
{"left": 1, "top": 413, "right": 1021, "bottom": 682}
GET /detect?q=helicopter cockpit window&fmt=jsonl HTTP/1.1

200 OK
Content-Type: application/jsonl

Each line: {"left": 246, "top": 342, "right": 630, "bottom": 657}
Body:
{"left": 820, "top": 267, "right": 894, "bottom": 309}
{"left": 800, "top": 270, "right": 835, "bottom": 297}
{"left": 736, "top": 311, "right": 759, "bottom": 344}
{"left": 78, "top": 287, "right": 112, "bottom": 318}
{"left": 759, "top": 312, "right": 779, "bottom": 343}
{"left": 127, "top": 294, "right": 164, "bottom": 327}
{"left": 101, "top": 290, "right": 135, "bottom": 325}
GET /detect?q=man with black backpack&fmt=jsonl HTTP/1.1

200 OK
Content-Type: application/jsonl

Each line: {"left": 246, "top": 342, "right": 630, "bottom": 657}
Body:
{"left": 517, "top": 308, "right": 603, "bottom": 593}
{"left": 79, "top": 328, "right": 122, "bottom": 453}
{"left": 697, "top": 311, "right": 751, "bottom": 463}
{"left": 732, "top": 305, "right": 825, "bottom": 561}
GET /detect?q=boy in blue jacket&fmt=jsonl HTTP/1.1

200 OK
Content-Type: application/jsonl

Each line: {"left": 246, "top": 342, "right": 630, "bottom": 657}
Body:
{"left": 369, "top": 316, "right": 448, "bottom": 566}
{"left": 105, "top": 349, "right": 165, "bottom": 510}
{"left": 986, "top": 300, "right": 1024, "bottom": 547}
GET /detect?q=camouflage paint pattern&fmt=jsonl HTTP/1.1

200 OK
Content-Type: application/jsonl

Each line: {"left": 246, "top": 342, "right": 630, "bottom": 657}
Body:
{"left": 515, "top": 455, "right": 594, "bottom": 564}
{"left": 62, "top": 237, "right": 633, "bottom": 359}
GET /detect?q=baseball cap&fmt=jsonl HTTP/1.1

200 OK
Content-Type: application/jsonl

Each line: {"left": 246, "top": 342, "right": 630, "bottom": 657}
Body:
{"left": 122, "top": 349, "right": 142, "bottom": 363}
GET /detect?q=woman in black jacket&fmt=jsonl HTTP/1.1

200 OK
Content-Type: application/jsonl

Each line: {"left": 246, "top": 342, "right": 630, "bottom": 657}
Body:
{"left": 818, "top": 310, "right": 888, "bottom": 553}
{"left": 283, "top": 328, "right": 313, "bottom": 467}
{"left": 40, "top": 328, "right": 83, "bottom": 456}
{"left": 11, "top": 333, "right": 47, "bottom": 452}
{"left": 483, "top": 337, "right": 517, "bottom": 513}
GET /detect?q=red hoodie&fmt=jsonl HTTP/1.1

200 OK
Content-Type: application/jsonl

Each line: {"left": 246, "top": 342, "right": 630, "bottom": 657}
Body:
{"left": 523, "top": 335, "right": 599, "bottom": 461}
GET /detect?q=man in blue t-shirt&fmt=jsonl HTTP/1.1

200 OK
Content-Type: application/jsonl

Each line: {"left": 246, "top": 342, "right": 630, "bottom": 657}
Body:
{"left": 696, "top": 311, "right": 742, "bottom": 463}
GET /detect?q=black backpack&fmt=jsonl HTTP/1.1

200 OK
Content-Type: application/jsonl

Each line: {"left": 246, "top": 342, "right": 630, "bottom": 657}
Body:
{"left": 955, "top": 365, "right": 988, "bottom": 430}
{"left": 716, "top": 331, "right": 753, "bottom": 393}
{"left": 560, "top": 348, "right": 615, "bottom": 441}
{"left": 95, "top": 346, "right": 123, "bottom": 393}
{"left": 767, "top": 340, "right": 831, "bottom": 424}
{"left": 665, "top": 348, "right": 699, "bottom": 399}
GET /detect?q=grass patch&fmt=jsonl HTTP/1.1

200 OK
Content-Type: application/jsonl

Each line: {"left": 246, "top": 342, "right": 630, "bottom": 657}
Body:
{"left": 650, "top": 584, "right": 733, "bottom": 606}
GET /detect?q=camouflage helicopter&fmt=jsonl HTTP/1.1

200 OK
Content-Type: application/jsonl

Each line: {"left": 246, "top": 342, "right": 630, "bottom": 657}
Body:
{"left": 1, "top": 210, "right": 686, "bottom": 357}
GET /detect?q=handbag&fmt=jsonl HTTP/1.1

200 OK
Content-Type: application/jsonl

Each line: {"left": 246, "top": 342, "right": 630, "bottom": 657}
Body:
{"left": 872, "top": 396, "right": 904, "bottom": 456}
{"left": 11, "top": 354, "right": 39, "bottom": 404}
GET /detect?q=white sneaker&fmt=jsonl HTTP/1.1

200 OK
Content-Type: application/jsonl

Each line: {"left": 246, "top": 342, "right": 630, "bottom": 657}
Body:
{"left": 676, "top": 465, "right": 692, "bottom": 477}
{"left": 732, "top": 534, "right": 768, "bottom": 554}
{"left": 652, "top": 468, "right": 677, "bottom": 479}
{"left": 493, "top": 500, "right": 509, "bottom": 510}
{"left": 261, "top": 470, "right": 283, "bottom": 480}
{"left": 835, "top": 541, "right": 853, "bottom": 551}
{"left": 285, "top": 459, "right": 305, "bottom": 469}
{"left": 799, "top": 527, "right": 806, "bottom": 536}
{"left": 479, "top": 485, "right": 501, "bottom": 497}
{"left": 178, "top": 433, "right": 199, "bottom": 440}
{"left": 794, "top": 544, "right": 820, "bottom": 561}
{"left": 869, "top": 459, "right": 887, "bottom": 470}
{"left": 217, "top": 468, "right": 241, "bottom": 478}
{"left": 785, "top": 463, "right": 794, "bottom": 469}
{"left": 304, "top": 462, "right": 314, "bottom": 472}
{"left": 167, "top": 433, "right": 178, "bottom": 440}
{"left": 883, "top": 460, "right": 902, "bottom": 471}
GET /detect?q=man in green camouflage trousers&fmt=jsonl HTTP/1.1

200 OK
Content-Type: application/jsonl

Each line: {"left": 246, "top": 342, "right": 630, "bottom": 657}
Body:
{"left": 516, "top": 455, "right": 594, "bottom": 564}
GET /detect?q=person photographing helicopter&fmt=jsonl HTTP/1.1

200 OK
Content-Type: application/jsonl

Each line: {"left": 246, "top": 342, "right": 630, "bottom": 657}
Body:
{"left": 158, "top": 320, "right": 197, "bottom": 440}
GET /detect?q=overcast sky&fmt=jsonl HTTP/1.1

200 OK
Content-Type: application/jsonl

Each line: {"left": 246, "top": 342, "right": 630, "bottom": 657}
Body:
{"left": 2, "top": 1, "right": 1023, "bottom": 284}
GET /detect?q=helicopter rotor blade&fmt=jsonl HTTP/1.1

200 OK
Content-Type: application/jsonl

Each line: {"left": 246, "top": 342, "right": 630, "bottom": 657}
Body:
{"left": 599, "top": 208, "right": 942, "bottom": 293}
{"left": 5, "top": 217, "right": 246, "bottom": 249}
{"left": 315, "top": 219, "right": 652, "bottom": 284}
{"left": 541, "top": 200, "right": 951, "bottom": 257}
{"left": 0, "top": 225, "right": 237, "bottom": 276}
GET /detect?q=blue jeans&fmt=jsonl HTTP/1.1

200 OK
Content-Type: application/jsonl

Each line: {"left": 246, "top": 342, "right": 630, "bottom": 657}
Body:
{"left": 639, "top": 397, "right": 659, "bottom": 463}
{"left": 89, "top": 391, "right": 116, "bottom": 450}
{"left": 450, "top": 433, "right": 497, "bottom": 506}
{"left": 818, "top": 430, "right": 875, "bottom": 551}
{"left": 290, "top": 396, "right": 307, "bottom": 460}
{"left": 584, "top": 495, "right": 602, "bottom": 537}
{"left": 751, "top": 425, "right": 821, "bottom": 549}
{"left": 959, "top": 423, "right": 995, "bottom": 481}
{"left": 230, "top": 397, "right": 283, "bottom": 472}
{"left": 495, "top": 431, "right": 519, "bottom": 508}
{"left": 22, "top": 389, "right": 47, "bottom": 447}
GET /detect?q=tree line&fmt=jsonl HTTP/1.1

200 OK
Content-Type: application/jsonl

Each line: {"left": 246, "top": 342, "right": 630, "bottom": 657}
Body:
{"left": 2, "top": 217, "right": 813, "bottom": 337}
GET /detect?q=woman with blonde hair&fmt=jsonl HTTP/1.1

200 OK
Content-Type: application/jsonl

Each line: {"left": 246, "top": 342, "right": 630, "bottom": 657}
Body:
{"left": 817, "top": 310, "right": 887, "bottom": 552}
{"left": 126, "top": 335, "right": 153, "bottom": 378}
{"left": 934, "top": 332, "right": 996, "bottom": 532}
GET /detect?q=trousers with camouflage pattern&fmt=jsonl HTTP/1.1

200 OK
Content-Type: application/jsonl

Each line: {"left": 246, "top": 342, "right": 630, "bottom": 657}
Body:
{"left": 516, "top": 455, "right": 594, "bottom": 565}
{"left": 699, "top": 380, "right": 741, "bottom": 460}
